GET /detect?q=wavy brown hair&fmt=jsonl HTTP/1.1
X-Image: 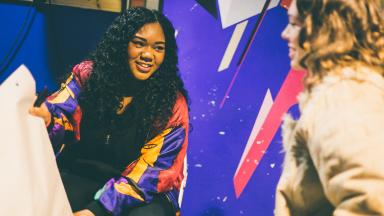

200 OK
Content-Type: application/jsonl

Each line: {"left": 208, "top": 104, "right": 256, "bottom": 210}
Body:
{"left": 296, "top": 0, "right": 384, "bottom": 89}
{"left": 381, "top": 0, "right": 384, "bottom": 12}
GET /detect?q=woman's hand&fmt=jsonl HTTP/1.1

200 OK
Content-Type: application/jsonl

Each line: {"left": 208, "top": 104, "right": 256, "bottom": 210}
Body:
{"left": 73, "top": 209, "right": 95, "bottom": 216}
{"left": 29, "top": 103, "right": 51, "bottom": 126}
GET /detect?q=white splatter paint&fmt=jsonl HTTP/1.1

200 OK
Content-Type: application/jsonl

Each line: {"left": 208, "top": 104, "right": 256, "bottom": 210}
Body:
{"left": 208, "top": 100, "right": 216, "bottom": 106}
{"left": 190, "top": 3, "right": 198, "bottom": 11}
{"left": 270, "top": 163, "right": 275, "bottom": 168}
{"left": 218, "top": 131, "right": 226, "bottom": 135}
{"left": 194, "top": 164, "right": 203, "bottom": 168}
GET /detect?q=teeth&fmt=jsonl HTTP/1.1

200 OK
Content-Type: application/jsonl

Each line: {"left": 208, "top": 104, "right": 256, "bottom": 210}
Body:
{"left": 137, "top": 62, "right": 151, "bottom": 68}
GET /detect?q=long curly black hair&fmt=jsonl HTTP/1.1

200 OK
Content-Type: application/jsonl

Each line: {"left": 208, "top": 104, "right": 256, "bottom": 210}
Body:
{"left": 79, "top": 7, "right": 189, "bottom": 140}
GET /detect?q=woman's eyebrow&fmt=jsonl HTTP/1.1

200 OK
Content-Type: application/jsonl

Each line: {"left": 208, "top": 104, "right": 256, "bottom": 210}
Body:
{"left": 132, "top": 35, "right": 146, "bottom": 41}
{"left": 132, "top": 36, "right": 165, "bottom": 45}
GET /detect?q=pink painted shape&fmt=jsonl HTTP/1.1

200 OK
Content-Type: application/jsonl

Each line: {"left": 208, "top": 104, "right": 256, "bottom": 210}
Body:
{"left": 233, "top": 69, "right": 305, "bottom": 198}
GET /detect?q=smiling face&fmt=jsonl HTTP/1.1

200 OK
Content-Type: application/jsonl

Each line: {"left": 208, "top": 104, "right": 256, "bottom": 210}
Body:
{"left": 127, "top": 22, "right": 166, "bottom": 81}
{"left": 281, "top": 0, "right": 305, "bottom": 70}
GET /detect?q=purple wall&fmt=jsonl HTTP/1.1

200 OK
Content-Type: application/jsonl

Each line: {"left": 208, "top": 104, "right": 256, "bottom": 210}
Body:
{"left": 163, "top": 1, "right": 300, "bottom": 215}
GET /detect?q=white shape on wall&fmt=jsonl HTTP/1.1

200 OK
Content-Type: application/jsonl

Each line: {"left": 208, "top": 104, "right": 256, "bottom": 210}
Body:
{"left": 218, "top": 0, "right": 280, "bottom": 29}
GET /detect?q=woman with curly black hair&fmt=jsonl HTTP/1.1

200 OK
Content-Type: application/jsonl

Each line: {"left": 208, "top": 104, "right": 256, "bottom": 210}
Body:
{"left": 30, "top": 7, "right": 189, "bottom": 216}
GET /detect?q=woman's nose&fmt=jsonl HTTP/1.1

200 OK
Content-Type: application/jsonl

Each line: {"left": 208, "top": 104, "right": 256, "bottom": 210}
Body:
{"left": 140, "top": 50, "right": 153, "bottom": 62}
{"left": 281, "top": 26, "right": 289, "bottom": 41}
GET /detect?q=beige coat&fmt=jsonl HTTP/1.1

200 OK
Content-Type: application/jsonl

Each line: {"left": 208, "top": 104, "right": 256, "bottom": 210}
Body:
{"left": 275, "top": 67, "right": 384, "bottom": 216}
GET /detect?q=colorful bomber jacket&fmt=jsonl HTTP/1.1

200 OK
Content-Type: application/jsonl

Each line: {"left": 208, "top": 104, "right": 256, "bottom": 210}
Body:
{"left": 44, "top": 61, "right": 189, "bottom": 216}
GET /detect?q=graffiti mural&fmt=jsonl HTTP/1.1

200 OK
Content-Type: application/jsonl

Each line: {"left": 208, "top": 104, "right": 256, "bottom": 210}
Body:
{"left": 164, "top": 0, "right": 303, "bottom": 215}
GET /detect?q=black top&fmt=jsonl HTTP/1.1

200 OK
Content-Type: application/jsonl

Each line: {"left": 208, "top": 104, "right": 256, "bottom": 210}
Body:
{"left": 59, "top": 103, "right": 146, "bottom": 183}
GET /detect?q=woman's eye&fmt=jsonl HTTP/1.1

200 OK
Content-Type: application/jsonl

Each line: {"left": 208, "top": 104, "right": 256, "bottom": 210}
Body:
{"left": 132, "top": 40, "right": 145, "bottom": 47}
{"left": 289, "top": 21, "right": 301, "bottom": 28}
{"left": 154, "top": 46, "right": 165, "bottom": 51}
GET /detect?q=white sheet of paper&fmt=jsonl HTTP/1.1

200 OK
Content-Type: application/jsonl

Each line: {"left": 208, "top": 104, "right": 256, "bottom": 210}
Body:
{"left": 0, "top": 65, "right": 72, "bottom": 216}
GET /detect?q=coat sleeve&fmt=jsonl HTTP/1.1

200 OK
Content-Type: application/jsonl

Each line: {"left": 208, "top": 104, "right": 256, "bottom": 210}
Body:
{"left": 309, "top": 80, "right": 384, "bottom": 215}
{"left": 44, "top": 61, "right": 92, "bottom": 155}
{"left": 274, "top": 115, "right": 295, "bottom": 216}
{"left": 275, "top": 179, "right": 293, "bottom": 216}
{"left": 91, "top": 95, "right": 189, "bottom": 216}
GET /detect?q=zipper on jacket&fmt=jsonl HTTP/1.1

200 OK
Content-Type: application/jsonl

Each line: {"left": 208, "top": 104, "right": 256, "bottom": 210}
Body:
{"left": 164, "top": 192, "right": 177, "bottom": 215}
{"left": 105, "top": 134, "right": 111, "bottom": 145}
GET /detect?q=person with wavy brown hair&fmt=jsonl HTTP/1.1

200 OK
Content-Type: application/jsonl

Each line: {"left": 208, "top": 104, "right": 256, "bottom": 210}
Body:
{"left": 275, "top": 0, "right": 384, "bottom": 215}
{"left": 30, "top": 7, "right": 190, "bottom": 216}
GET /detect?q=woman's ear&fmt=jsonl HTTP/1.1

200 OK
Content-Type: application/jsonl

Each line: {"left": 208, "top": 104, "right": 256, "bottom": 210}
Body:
{"left": 280, "top": 0, "right": 293, "bottom": 9}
